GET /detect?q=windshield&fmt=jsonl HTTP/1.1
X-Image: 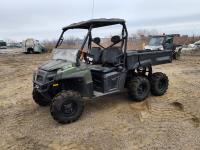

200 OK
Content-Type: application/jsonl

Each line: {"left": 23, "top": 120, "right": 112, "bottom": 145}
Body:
{"left": 149, "top": 37, "right": 164, "bottom": 46}
{"left": 57, "top": 29, "right": 87, "bottom": 49}
{"left": 52, "top": 49, "right": 79, "bottom": 62}
{"left": 53, "top": 28, "right": 89, "bottom": 62}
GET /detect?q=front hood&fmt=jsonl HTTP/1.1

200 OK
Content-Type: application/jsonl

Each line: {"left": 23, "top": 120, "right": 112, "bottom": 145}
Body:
{"left": 145, "top": 45, "right": 164, "bottom": 50}
{"left": 39, "top": 59, "right": 74, "bottom": 71}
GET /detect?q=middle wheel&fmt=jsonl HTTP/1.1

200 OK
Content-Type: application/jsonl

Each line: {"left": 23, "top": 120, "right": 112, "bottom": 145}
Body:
{"left": 128, "top": 76, "right": 150, "bottom": 102}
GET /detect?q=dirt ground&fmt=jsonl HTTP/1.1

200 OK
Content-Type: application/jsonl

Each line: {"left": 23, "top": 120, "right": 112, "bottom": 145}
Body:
{"left": 0, "top": 50, "right": 200, "bottom": 150}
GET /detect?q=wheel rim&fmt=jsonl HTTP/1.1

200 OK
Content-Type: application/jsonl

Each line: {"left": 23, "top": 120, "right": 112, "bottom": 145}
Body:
{"left": 137, "top": 83, "right": 147, "bottom": 96}
{"left": 158, "top": 78, "right": 167, "bottom": 92}
{"left": 61, "top": 101, "right": 78, "bottom": 117}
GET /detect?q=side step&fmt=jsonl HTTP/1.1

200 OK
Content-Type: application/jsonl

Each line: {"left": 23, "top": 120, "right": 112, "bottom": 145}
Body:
{"left": 93, "top": 90, "right": 121, "bottom": 98}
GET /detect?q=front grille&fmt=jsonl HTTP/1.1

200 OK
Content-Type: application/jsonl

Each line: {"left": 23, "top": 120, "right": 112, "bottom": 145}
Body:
{"left": 35, "top": 69, "right": 56, "bottom": 84}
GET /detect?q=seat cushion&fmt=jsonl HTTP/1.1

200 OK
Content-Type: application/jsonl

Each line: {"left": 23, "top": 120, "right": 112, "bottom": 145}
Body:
{"left": 90, "top": 65, "right": 115, "bottom": 73}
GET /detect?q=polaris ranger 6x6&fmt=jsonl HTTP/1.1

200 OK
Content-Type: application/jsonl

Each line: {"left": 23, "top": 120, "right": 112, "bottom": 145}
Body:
{"left": 33, "top": 18, "right": 173, "bottom": 124}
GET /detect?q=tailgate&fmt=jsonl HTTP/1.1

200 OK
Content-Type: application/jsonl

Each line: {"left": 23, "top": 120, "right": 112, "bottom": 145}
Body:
{"left": 138, "top": 50, "right": 173, "bottom": 66}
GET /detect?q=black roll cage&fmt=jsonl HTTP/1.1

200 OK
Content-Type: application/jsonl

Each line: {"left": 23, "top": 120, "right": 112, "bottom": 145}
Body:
{"left": 55, "top": 22, "right": 128, "bottom": 68}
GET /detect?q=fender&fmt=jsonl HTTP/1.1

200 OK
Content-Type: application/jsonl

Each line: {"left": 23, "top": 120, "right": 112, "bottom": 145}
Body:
{"left": 55, "top": 67, "right": 93, "bottom": 97}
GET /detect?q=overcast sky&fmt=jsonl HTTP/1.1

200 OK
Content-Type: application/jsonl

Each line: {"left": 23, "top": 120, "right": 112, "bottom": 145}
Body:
{"left": 0, "top": 0, "right": 200, "bottom": 41}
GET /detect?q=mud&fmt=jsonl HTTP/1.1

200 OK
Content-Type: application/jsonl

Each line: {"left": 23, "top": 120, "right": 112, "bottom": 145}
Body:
{"left": 0, "top": 51, "right": 200, "bottom": 150}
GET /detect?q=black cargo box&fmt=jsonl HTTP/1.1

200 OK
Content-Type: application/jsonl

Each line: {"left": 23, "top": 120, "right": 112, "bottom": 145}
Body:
{"left": 91, "top": 70, "right": 120, "bottom": 93}
{"left": 126, "top": 50, "right": 173, "bottom": 70}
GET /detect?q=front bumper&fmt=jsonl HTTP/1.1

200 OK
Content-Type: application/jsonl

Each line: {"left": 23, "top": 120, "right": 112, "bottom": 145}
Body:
{"left": 33, "top": 80, "right": 53, "bottom": 92}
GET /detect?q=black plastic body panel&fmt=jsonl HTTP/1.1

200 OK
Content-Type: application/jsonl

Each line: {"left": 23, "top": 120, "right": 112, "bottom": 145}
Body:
{"left": 126, "top": 50, "right": 173, "bottom": 70}
{"left": 91, "top": 70, "right": 126, "bottom": 93}
{"left": 60, "top": 78, "right": 93, "bottom": 98}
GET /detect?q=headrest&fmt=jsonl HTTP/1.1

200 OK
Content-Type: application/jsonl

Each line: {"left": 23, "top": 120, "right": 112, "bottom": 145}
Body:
{"left": 111, "top": 35, "right": 121, "bottom": 44}
{"left": 93, "top": 37, "right": 101, "bottom": 45}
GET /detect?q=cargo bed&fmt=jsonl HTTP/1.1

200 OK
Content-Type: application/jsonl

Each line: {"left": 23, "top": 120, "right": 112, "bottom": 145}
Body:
{"left": 126, "top": 50, "right": 173, "bottom": 70}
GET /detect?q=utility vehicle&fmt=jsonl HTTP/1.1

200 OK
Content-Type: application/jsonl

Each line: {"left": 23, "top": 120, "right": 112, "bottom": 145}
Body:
{"left": 145, "top": 35, "right": 182, "bottom": 60}
{"left": 23, "top": 38, "right": 46, "bottom": 54}
{"left": 188, "top": 40, "right": 200, "bottom": 49}
{"left": 0, "top": 40, "right": 7, "bottom": 49}
{"left": 33, "top": 18, "right": 172, "bottom": 124}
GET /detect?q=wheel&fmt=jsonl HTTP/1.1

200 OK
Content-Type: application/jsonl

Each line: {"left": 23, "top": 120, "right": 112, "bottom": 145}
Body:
{"left": 173, "top": 52, "right": 180, "bottom": 60}
{"left": 50, "top": 91, "right": 84, "bottom": 124}
{"left": 30, "top": 49, "right": 34, "bottom": 54}
{"left": 32, "top": 89, "right": 51, "bottom": 106}
{"left": 128, "top": 76, "right": 150, "bottom": 102}
{"left": 136, "top": 66, "right": 152, "bottom": 76}
{"left": 150, "top": 72, "right": 169, "bottom": 96}
{"left": 27, "top": 48, "right": 34, "bottom": 54}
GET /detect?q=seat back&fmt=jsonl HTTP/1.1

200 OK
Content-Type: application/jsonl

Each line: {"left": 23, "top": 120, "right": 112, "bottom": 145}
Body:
{"left": 89, "top": 47, "right": 102, "bottom": 64}
{"left": 101, "top": 47, "right": 122, "bottom": 66}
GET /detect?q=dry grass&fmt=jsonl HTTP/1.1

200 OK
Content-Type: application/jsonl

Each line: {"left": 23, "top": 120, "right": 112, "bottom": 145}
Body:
{"left": 43, "top": 36, "right": 200, "bottom": 52}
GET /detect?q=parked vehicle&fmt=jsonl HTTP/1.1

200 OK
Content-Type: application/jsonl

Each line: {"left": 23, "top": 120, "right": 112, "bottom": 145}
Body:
{"left": 7, "top": 42, "right": 22, "bottom": 48}
{"left": 145, "top": 35, "right": 182, "bottom": 60}
{"left": 23, "top": 38, "right": 46, "bottom": 54}
{"left": 32, "top": 18, "right": 173, "bottom": 124}
{"left": 0, "top": 40, "right": 7, "bottom": 49}
{"left": 188, "top": 40, "right": 200, "bottom": 49}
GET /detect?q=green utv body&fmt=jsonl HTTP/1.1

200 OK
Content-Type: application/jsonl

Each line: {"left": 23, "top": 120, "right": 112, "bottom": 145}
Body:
{"left": 33, "top": 18, "right": 173, "bottom": 124}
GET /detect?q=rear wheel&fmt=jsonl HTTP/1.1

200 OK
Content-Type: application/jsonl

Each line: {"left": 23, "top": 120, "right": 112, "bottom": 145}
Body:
{"left": 150, "top": 72, "right": 169, "bottom": 96}
{"left": 173, "top": 51, "right": 181, "bottom": 60}
{"left": 128, "top": 76, "right": 150, "bottom": 102}
{"left": 27, "top": 48, "right": 34, "bottom": 54}
{"left": 50, "top": 91, "right": 84, "bottom": 124}
{"left": 32, "top": 89, "right": 51, "bottom": 106}
{"left": 173, "top": 48, "right": 182, "bottom": 60}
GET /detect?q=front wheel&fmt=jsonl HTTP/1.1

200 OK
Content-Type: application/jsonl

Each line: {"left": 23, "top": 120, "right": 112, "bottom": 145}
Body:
{"left": 150, "top": 72, "right": 169, "bottom": 96}
{"left": 32, "top": 89, "right": 51, "bottom": 106}
{"left": 128, "top": 76, "right": 150, "bottom": 102}
{"left": 50, "top": 91, "right": 84, "bottom": 124}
